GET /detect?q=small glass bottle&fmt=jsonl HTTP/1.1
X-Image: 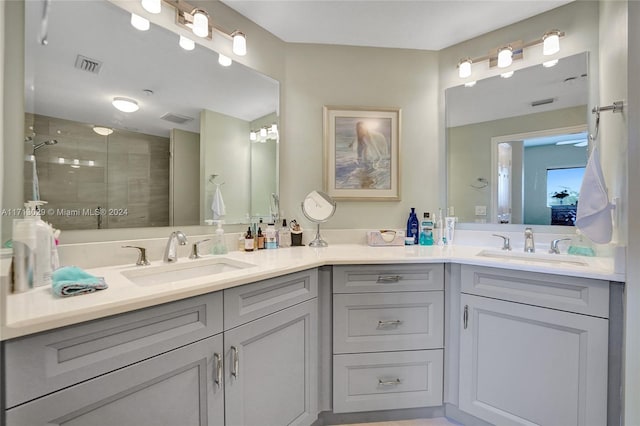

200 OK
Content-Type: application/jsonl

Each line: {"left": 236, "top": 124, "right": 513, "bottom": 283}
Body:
{"left": 257, "top": 227, "right": 265, "bottom": 249}
{"left": 244, "top": 227, "right": 254, "bottom": 252}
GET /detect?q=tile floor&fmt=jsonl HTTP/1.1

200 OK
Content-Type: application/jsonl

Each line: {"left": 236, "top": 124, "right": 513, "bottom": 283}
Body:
{"left": 339, "top": 418, "right": 460, "bottom": 426}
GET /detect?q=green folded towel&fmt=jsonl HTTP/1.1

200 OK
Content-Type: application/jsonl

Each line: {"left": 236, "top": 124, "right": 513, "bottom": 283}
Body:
{"left": 52, "top": 266, "right": 108, "bottom": 297}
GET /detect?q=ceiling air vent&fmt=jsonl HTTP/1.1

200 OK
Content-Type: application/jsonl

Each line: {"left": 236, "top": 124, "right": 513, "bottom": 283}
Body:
{"left": 161, "top": 113, "right": 194, "bottom": 124}
{"left": 74, "top": 55, "right": 103, "bottom": 74}
{"left": 531, "top": 98, "right": 555, "bottom": 107}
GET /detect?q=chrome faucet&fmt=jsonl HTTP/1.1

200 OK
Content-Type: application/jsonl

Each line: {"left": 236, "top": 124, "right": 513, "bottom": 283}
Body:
{"left": 163, "top": 231, "right": 188, "bottom": 263}
{"left": 524, "top": 227, "right": 535, "bottom": 253}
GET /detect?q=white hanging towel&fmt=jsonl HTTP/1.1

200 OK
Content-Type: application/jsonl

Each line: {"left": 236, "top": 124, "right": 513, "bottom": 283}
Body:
{"left": 212, "top": 184, "right": 226, "bottom": 220}
{"left": 575, "top": 145, "right": 614, "bottom": 243}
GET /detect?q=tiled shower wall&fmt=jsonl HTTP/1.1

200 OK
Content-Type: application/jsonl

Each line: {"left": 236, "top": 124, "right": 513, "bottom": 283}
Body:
{"left": 24, "top": 113, "right": 169, "bottom": 230}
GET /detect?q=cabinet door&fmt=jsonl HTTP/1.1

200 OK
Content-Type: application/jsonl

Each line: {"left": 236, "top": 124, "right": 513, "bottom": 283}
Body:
{"left": 225, "top": 299, "right": 318, "bottom": 426}
{"left": 6, "top": 335, "right": 224, "bottom": 426}
{"left": 459, "top": 294, "right": 608, "bottom": 426}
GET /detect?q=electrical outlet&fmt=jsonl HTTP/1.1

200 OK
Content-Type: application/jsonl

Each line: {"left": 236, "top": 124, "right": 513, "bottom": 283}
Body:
{"left": 475, "top": 205, "right": 487, "bottom": 216}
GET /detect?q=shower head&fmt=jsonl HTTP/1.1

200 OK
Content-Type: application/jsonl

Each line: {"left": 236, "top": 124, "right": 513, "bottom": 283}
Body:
{"left": 33, "top": 139, "right": 58, "bottom": 152}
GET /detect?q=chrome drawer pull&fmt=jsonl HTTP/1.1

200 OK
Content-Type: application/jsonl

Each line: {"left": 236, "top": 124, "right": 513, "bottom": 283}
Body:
{"left": 463, "top": 305, "right": 469, "bottom": 330}
{"left": 231, "top": 346, "right": 239, "bottom": 378}
{"left": 378, "top": 378, "right": 401, "bottom": 386}
{"left": 377, "top": 320, "right": 402, "bottom": 328}
{"left": 376, "top": 275, "right": 401, "bottom": 283}
{"left": 213, "top": 353, "right": 222, "bottom": 387}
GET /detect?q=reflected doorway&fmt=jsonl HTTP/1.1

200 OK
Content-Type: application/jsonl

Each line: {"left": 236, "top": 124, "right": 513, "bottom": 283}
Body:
{"left": 491, "top": 125, "right": 588, "bottom": 225}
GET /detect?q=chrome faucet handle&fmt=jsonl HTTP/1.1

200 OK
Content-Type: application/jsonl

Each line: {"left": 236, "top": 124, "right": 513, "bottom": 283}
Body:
{"left": 492, "top": 234, "right": 511, "bottom": 251}
{"left": 524, "top": 227, "right": 535, "bottom": 253}
{"left": 122, "top": 245, "right": 150, "bottom": 266}
{"left": 189, "top": 239, "right": 211, "bottom": 259}
{"left": 549, "top": 238, "right": 572, "bottom": 254}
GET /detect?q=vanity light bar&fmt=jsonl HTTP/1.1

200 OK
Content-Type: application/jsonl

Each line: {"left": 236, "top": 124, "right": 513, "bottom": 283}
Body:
{"left": 166, "top": 0, "right": 247, "bottom": 56}
{"left": 456, "top": 30, "right": 564, "bottom": 80}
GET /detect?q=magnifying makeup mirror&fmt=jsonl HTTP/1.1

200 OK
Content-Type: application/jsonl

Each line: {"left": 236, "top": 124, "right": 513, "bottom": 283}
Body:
{"left": 301, "top": 190, "right": 336, "bottom": 247}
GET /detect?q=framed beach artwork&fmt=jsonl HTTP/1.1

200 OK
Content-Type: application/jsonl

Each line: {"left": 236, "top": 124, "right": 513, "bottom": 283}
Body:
{"left": 323, "top": 106, "right": 401, "bottom": 200}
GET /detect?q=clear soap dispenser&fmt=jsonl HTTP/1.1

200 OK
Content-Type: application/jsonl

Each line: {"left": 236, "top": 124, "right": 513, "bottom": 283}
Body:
{"left": 212, "top": 220, "right": 228, "bottom": 255}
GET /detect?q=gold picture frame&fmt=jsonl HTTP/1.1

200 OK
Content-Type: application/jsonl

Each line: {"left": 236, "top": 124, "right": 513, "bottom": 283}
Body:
{"left": 323, "top": 106, "right": 401, "bottom": 200}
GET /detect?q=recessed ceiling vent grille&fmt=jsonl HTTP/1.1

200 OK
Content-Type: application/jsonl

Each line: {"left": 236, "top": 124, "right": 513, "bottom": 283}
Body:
{"left": 161, "top": 113, "right": 194, "bottom": 124}
{"left": 531, "top": 98, "right": 555, "bottom": 107}
{"left": 74, "top": 55, "right": 103, "bottom": 74}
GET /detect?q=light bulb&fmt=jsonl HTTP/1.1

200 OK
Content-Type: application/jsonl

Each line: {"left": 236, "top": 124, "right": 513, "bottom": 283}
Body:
{"left": 497, "top": 46, "right": 512, "bottom": 68}
{"left": 260, "top": 127, "right": 267, "bottom": 137}
{"left": 88, "top": 160, "right": 95, "bottom": 166}
{"left": 130, "top": 13, "right": 150, "bottom": 31}
{"left": 112, "top": 97, "right": 139, "bottom": 113}
{"left": 270, "top": 124, "right": 278, "bottom": 133}
{"left": 218, "top": 53, "right": 232, "bottom": 67}
{"left": 543, "top": 59, "right": 559, "bottom": 68}
{"left": 250, "top": 131, "right": 257, "bottom": 141}
{"left": 232, "top": 31, "right": 247, "bottom": 56}
{"left": 141, "top": 0, "right": 161, "bottom": 14}
{"left": 58, "top": 157, "right": 65, "bottom": 164}
{"left": 543, "top": 31, "right": 560, "bottom": 56}
{"left": 179, "top": 35, "right": 195, "bottom": 51}
{"left": 500, "top": 71, "right": 514, "bottom": 79}
{"left": 458, "top": 59, "right": 472, "bottom": 79}
{"left": 192, "top": 9, "right": 209, "bottom": 38}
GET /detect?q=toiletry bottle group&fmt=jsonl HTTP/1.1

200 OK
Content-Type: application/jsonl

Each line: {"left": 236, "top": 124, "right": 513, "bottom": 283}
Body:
{"left": 12, "top": 201, "right": 57, "bottom": 293}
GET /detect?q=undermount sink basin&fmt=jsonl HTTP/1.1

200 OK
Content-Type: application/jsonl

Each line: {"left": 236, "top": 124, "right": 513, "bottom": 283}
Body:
{"left": 476, "top": 249, "right": 588, "bottom": 267}
{"left": 122, "top": 257, "right": 256, "bottom": 286}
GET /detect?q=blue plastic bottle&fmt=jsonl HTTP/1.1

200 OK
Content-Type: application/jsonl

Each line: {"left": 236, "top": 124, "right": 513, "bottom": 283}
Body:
{"left": 406, "top": 208, "right": 419, "bottom": 245}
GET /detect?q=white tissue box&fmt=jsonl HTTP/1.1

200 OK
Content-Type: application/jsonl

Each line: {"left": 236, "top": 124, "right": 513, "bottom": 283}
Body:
{"left": 367, "top": 230, "right": 405, "bottom": 246}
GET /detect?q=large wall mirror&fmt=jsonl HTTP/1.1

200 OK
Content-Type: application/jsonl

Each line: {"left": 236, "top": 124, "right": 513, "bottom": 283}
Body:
{"left": 446, "top": 52, "right": 589, "bottom": 226}
{"left": 23, "top": 0, "right": 279, "bottom": 230}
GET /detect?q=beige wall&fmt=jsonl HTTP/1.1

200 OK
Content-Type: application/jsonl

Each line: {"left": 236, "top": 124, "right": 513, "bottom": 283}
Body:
{"left": 1, "top": 1, "right": 24, "bottom": 244}
{"left": 599, "top": 0, "right": 628, "bottom": 245}
{"left": 281, "top": 44, "right": 440, "bottom": 229}
{"left": 626, "top": 3, "right": 639, "bottom": 424}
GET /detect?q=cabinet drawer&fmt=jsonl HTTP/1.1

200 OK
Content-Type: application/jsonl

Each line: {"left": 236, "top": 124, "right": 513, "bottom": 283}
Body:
{"left": 333, "top": 264, "right": 444, "bottom": 293}
{"left": 461, "top": 265, "right": 609, "bottom": 317}
{"left": 224, "top": 269, "right": 317, "bottom": 330}
{"left": 5, "top": 291, "right": 222, "bottom": 408}
{"left": 333, "top": 292, "right": 443, "bottom": 353}
{"left": 333, "top": 350, "right": 443, "bottom": 413}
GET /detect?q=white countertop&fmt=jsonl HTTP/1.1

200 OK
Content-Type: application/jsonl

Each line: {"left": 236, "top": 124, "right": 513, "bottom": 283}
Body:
{"left": 1, "top": 243, "right": 623, "bottom": 340}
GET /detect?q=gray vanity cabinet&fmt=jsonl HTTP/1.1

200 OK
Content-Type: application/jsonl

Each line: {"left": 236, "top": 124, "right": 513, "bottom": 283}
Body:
{"left": 4, "top": 268, "right": 320, "bottom": 426}
{"left": 6, "top": 334, "right": 225, "bottom": 426}
{"left": 332, "top": 264, "right": 445, "bottom": 413}
{"left": 224, "top": 298, "right": 318, "bottom": 426}
{"left": 223, "top": 269, "right": 319, "bottom": 426}
{"left": 458, "top": 265, "right": 609, "bottom": 426}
